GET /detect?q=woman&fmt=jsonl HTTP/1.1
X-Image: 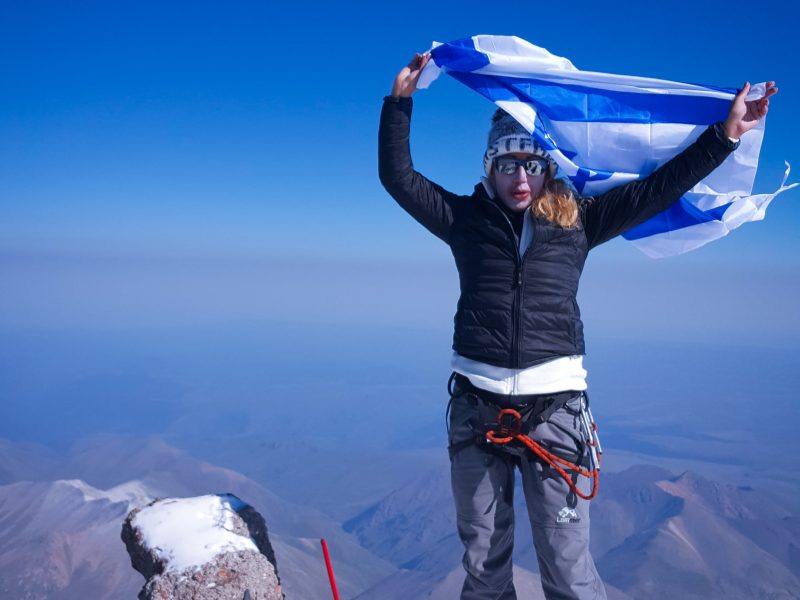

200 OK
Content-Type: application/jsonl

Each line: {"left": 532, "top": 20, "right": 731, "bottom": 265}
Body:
{"left": 379, "top": 52, "right": 775, "bottom": 600}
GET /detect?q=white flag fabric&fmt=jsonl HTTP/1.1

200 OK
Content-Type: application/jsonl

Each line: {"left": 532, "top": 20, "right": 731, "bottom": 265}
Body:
{"left": 417, "top": 35, "right": 796, "bottom": 258}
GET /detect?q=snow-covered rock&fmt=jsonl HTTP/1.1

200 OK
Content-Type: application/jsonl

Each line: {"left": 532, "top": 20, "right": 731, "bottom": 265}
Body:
{"left": 122, "top": 493, "right": 282, "bottom": 600}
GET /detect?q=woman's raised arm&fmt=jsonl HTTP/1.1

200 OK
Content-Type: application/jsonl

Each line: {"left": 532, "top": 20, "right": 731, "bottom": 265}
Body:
{"left": 379, "top": 53, "right": 458, "bottom": 244}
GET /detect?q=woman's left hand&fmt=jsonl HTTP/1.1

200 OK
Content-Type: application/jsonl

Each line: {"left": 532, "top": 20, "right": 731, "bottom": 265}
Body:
{"left": 723, "top": 81, "right": 778, "bottom": 139}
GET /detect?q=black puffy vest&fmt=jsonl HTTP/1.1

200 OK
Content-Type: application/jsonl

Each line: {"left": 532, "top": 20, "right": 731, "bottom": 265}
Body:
{"left": 449, "top": 186, "right": 587, "bottom": 368}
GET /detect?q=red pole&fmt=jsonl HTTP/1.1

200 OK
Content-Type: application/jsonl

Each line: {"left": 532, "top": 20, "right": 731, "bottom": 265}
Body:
{"left": 320, "top": 538, "right": 341, "bottom": 600}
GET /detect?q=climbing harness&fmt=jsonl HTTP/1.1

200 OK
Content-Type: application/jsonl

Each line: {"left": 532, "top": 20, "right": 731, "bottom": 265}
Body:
{"left": 447, "top": 372, "right": 602, "bottom": 500}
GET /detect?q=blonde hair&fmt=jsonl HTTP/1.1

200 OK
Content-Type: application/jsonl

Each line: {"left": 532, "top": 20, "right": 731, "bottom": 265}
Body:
{"left": 532, "top": 178, "right": 579, "bottom": 229}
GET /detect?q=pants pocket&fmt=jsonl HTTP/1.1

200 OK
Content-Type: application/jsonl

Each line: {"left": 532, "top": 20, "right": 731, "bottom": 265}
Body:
{"left": 532, "top": 395, "right": 585, "bottom": 461}
{"left": 448, "top": 391, "right": 480, "bottom": 448}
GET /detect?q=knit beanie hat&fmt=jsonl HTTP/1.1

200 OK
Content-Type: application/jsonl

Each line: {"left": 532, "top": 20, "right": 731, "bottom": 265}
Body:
{"left": 483, "top": 110, "right": 556, "bottom": 178}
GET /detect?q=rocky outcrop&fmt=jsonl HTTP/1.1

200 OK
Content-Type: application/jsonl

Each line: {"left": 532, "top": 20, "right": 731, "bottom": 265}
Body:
{"left": 122, "top": 493, "right": 283, "bottom": 600}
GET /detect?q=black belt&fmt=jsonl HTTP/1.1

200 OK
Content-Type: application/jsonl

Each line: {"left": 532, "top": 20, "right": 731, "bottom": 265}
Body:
{"left": 449, "top": 372, "right": 580, "bottom": 411}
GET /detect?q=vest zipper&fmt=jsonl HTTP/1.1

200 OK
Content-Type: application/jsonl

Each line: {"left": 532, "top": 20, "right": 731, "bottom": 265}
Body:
{"left": 512, "top": 265, "right": 523, "bottom": 367}
{"left": 485, "top": 200, "right": 525, "bottom": 368}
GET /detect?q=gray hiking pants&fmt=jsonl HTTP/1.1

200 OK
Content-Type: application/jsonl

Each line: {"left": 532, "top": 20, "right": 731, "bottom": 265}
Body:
{"left": 448, "top": 381, "right": 607, "bottom": 600}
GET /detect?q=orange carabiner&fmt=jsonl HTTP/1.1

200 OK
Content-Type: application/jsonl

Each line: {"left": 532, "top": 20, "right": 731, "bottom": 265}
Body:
{"left": 485, "top": 408, "right": 522, "bottom": 443}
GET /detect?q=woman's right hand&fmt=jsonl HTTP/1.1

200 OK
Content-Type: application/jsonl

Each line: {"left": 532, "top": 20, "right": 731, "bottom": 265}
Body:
{"left": 722, "top": 81, "right": 778, "bottom": 139}
{"left": 391, "top": 53, "right": 431, "bottom": 98}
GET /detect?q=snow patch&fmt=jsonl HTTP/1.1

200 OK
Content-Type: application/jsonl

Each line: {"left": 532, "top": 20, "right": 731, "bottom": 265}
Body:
{"left": 104, "top": 480, "right": 157, "bottom": 506}
{"left": 132, "top": 494, "right": 258, "bottom": 572}
{"left": 59, "top": 479, "right": 155, "bottom": 509}
{"left": 665, "top": 519, "right": 702, "bottom": 559}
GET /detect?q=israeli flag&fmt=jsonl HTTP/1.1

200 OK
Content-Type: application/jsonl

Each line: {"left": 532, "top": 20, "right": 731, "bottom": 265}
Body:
{"left": 417, "top": 35, "right": 797, "bottom": 258}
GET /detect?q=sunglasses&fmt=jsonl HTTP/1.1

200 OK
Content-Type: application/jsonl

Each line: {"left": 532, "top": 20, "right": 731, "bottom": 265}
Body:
{"left": 494, "top": 156, "right": 549, "bottom": 177}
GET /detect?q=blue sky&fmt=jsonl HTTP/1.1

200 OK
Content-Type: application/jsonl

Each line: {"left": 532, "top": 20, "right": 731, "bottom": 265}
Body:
{"left": 1, "top": 0, "right": 798, "bottom": 337}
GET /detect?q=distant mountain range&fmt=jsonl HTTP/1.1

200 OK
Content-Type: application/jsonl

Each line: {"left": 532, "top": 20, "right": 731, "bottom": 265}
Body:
{"left": 596, "top": 468, "right": 800, "bottom": 600}
{"left": 0, "top": 435, "right": 395, "bottom": 599}
{"left": 1, "top": 436, "right": 798, "bottom": 599}
{"left": 0, "top": 478, "right": 147, "bottom": 598}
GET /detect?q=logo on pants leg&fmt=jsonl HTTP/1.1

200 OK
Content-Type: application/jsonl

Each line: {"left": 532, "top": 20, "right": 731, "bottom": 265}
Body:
{"left": 556, "top": 506, "right": 581, "bottom": 524}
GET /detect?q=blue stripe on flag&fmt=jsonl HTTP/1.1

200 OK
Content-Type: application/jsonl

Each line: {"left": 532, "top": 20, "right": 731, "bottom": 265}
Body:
{"left": 450, "top": 71, "right": 730, "bottom": 125}
{"left": 622, "top": 198, "right": 733, "bottom": 240}
{"left": 430, "top": 39, "right": 489, "bottom": 72}
{"left": 448, "top": 71, "right": 519, "bottom": 102}
{"left": 511, "top": 77, "right": 731, "bottom": 124}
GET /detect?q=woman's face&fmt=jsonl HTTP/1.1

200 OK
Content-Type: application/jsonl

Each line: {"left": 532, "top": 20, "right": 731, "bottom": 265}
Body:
{"left": 490, "top": 152, "right": 547, "bottom": 212}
